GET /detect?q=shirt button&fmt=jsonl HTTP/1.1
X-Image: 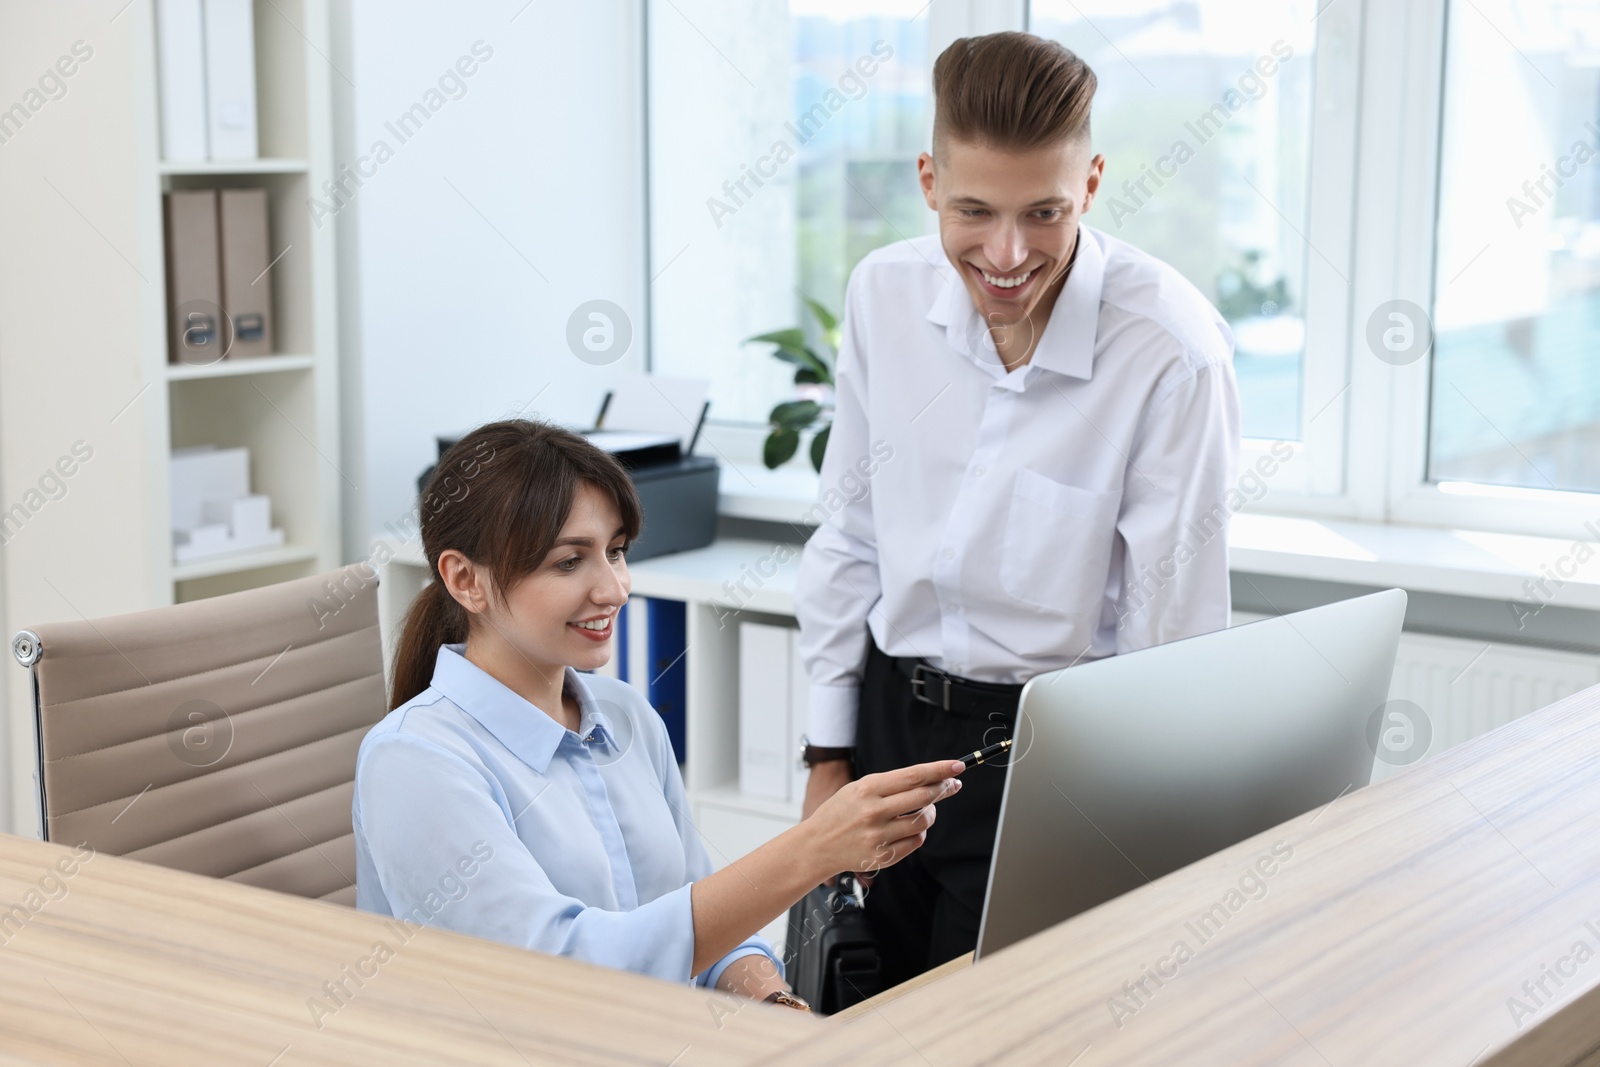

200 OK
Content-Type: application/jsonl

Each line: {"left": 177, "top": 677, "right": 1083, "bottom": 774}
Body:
{"left": 974, "top": 464, "right": 987, "bottom": 477}
{"left": 942, "top": 547, "right": 955, "bottom": 561}
{"left": 950, "top": 603, "right": 963, "bottom": 614}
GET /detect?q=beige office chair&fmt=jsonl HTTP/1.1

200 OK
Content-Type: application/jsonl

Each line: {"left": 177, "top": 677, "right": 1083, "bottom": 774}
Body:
{"left": 10, "top": 563, "right": 387, "bottom": 906}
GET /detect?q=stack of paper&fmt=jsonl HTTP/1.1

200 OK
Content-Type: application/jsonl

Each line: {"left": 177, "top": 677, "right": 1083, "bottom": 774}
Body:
{"left": 170, "top": 445, "right": 284, "bottom": 563}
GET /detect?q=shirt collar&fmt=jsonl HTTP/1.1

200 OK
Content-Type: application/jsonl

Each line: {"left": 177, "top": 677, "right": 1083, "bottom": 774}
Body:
{"left": 428, "top": 643, "right": 617, "bottom": 773}
{"left": 925, "top": 224, "right": 1105, "bottom": 384}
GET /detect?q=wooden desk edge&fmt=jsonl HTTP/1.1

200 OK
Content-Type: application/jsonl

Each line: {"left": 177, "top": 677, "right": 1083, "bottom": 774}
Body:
{"left": 830, "top": 951, "right": 975, "bottom": 1023}
{"left": 789, "top": 683, "right": 1600, "bottom": 1063}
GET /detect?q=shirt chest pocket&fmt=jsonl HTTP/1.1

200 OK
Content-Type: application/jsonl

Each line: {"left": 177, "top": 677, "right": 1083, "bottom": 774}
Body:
{"left": 998, "top": 469, "right": 1123, "bottom": 613}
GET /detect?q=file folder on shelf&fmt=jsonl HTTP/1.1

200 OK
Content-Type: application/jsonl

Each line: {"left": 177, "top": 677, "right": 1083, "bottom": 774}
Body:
{"left": 218, "top": 188, "right": 274, "bottom": 357}
{"left": 164, "top": 190, "right": 223, "bottom": 365}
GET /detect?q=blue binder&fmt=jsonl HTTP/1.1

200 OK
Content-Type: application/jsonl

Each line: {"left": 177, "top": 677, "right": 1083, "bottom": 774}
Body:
{"left": 615, "top": 597, "right": 687, "bottom": 765}
{"left": 617, "top": 597, "right": 632, "bottom": 684}
{"left": 647, "top": 598, "right": 688, "bottom": 765}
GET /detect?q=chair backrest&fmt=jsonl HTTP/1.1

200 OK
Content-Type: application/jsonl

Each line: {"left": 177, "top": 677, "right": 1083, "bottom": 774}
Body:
{"left": 10, "top": 564, "right": 386, "bottom": 906}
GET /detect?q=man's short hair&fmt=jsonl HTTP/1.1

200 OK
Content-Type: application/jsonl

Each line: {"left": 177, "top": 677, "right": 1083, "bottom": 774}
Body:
{"left": 931, "top": 32, "right": 1096, "bottom": 153}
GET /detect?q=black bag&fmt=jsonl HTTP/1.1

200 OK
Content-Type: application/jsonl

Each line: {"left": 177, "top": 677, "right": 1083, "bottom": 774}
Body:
{"left": 782, "top": 873, "right": 883, "bottom": 1015}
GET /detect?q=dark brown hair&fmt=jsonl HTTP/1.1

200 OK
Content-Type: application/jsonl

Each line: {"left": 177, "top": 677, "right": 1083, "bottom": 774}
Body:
{"left": 388, "top": 419, "right": 643, "bottom": 710}
{"left": 931, "top": 32, "right": 1096, "bottom": 153}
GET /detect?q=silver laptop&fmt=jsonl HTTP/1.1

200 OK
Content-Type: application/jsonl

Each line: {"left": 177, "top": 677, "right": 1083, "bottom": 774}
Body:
{"left": 975, "top": 588, "right": 1407, "bottom": 959}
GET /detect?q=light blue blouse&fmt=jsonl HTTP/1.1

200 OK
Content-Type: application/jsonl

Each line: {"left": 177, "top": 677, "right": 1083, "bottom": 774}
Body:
{"left": 353, "top": 643, "right": 781, "bottom": 989}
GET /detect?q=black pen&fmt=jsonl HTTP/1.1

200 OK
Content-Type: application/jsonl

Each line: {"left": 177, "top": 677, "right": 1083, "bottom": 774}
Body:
{"left": 960, "top": 738, "right": 1012, "bottom": 768}
{"left": 897, "top": 740, "right": 1013, "bottom": 818}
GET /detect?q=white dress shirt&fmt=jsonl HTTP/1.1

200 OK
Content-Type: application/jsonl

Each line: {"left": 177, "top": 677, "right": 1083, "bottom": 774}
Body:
{"left": 794, "top": 224, "right": 1242, "bottom": 747}
{"left": 354, "top": 644, "right": 780, "bottom": 988}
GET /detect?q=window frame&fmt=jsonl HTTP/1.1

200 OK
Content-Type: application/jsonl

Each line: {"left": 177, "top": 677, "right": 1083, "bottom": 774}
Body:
{"left": 656, "top": 0, "right": 1600, "bottom": 541}
{"left": 1372, "top": 0, "right": 1600, "bottom": 537}
{"left": 1259, "top": 0, "right": 1364, "bottom": 505}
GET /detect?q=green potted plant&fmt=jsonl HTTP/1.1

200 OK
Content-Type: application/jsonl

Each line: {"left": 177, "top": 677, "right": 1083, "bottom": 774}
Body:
{"left": 742, "top": 296, "right": 839, "bottom": 472}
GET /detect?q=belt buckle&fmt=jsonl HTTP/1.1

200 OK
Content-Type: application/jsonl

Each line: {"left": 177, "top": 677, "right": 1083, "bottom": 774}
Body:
{"left": 910, "top": 663, "right": 952, "bottom": 710}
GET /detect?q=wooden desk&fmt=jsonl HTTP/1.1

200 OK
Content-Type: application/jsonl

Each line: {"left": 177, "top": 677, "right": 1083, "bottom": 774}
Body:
{"left": 772, "top": 682, "right": 1600, "bottom": 1066}
{"left": 0, "top": 835, "right": 814, "bottom": 1065}
{"left": 12, "top": 684, "right": 1600, "bottom": 1064}
{"left": 832, "top": 951, "right": 974, "bottom": 1023}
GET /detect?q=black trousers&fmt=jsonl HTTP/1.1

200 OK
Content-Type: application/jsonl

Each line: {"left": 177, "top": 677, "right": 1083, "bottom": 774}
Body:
{"left": 853, "top": 641, "right": 1018, "bottom": 989}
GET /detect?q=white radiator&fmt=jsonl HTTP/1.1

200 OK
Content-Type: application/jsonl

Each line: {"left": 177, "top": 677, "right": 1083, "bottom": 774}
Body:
{"left": 1374, "top": 632, "right": 1600, "bottom": 780}
{"left": 1233, "top": 611, "right": 1600, "bottom": 781}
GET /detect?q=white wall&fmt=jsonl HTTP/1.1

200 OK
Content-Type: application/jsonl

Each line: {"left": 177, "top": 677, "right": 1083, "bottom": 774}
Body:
{"left": 647, "top": 0, "right": 797, "bottom": 427}
{"left": 332, "top": 0, "right": 648, "bottom": 560}
{"left": 0, "top": 5, "right": 168, "bottom": 835}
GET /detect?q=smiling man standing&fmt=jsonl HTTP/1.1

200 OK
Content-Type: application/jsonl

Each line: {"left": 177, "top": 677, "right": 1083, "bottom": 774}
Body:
{"left": 792, "top": 32, "right": 1242, "bottom": 988}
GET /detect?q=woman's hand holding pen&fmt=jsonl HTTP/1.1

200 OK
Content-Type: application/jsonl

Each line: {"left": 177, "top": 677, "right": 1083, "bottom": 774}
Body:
{"left": 689, "top": 758, "right": 964, "bottom": 977}
{"left": 798, "top": 759, "right": 966, "bottom": 882}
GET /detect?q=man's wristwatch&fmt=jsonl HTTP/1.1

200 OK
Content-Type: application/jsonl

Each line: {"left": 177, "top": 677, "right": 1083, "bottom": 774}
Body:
{"left": 764, "top": 989, "right": 813, "bottom": 1011}
{"left": 800, "top": 736, "right": 854, "bottom": 768}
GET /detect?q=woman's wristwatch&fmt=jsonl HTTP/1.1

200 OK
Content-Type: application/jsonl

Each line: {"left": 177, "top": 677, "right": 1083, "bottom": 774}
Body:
{"left": 764, "top": 989, "right": 813, "bottom": 1011}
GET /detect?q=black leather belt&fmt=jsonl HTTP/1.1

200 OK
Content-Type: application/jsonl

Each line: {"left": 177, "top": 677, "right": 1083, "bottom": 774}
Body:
{"left": 891, "top": 656, "right": 1024, "bottom": 718}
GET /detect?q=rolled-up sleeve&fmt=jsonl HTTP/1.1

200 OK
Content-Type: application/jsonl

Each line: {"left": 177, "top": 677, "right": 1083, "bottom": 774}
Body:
{"left": 793, "top": 268, "right": 882, "bottom": 748}
{"left": 358, "top": 735, "right": 703, "bottom": 983}
{"left": 1114, "top": 351, "right": 1241, "bottom": 653}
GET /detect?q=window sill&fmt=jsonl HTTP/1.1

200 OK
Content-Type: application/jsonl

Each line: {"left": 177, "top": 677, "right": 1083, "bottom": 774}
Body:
{"left": 717, "top": 466, "right": 1600, "bottom": 611}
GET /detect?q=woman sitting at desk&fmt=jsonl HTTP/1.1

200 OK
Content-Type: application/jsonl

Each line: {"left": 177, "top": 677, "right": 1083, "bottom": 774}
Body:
{"left": 354, "top": 419, "right": 964, "bottom": 1008}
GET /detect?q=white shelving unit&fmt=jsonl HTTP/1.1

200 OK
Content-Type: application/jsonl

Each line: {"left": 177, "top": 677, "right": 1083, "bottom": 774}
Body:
{"left": 157, "top": 158, "right": 309, "bottom": 175}
{"left": 171, "top": 544, "right": 320, "bottom": 583}
{"left": 149, "top": 1, "right": 341, "bottom": 604}
{"left": 165, "top": 353, "right": 316, "bottom": 381}
{"left": 0, "top": 1, "right": 344, "bottom": 829}
{"left": 158, "top": 0, "right": 342, "bottom": 603}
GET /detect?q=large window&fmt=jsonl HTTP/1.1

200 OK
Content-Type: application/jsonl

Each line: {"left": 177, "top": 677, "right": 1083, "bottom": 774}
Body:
{"left": 794, "top": 4, "right": 931, "bottom": 335}
{"left": 648, "top": 0, "right": 1600, "bottom": 537}
{"left": 648, "top": 0, "right": 931, "bottom": 426}
{"left": 1428, "top": 0, "right": 1600, "bottom": 495}
{"left": 1031, "top": 0, "right": 1318, "bottom": 443}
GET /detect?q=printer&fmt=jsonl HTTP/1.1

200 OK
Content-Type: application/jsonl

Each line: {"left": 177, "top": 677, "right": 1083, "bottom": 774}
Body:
{"left": 418, "top": 375, "right": 719, "bottom": 563}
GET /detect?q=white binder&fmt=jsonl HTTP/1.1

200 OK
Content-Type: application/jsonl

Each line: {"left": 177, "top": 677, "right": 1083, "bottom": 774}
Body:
{"left": 787, "top": 628, "right": 811, "bottom": 803}
{"left": 739, "top": 622, "right": 791, "bottom": 800}
{"left": 155, "top": 0, "right": 208, "bottom": 161}
{"left": 202, "top": 0, "right": 258, "bottom": 160}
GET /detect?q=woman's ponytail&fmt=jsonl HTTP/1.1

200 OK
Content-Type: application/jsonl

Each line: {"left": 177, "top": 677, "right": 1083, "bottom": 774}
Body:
{"left": 389, "top": 580, "right": 468, "bottom": 709}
